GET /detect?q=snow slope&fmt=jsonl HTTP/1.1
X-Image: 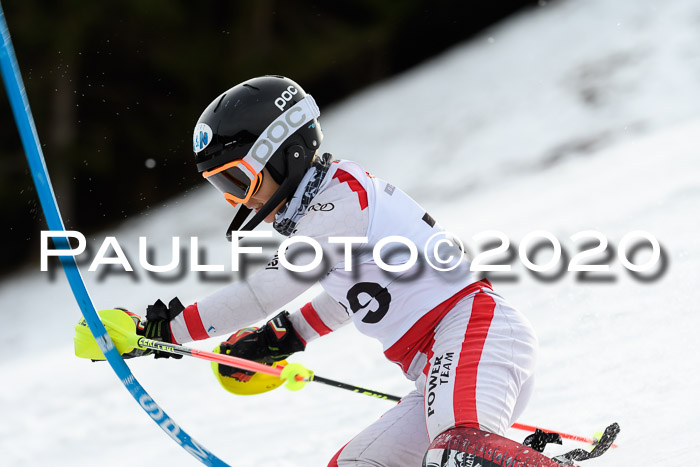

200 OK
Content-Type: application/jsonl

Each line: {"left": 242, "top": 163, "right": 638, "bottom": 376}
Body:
{"left": 2, "top": 0, "right": 700, "bottom": 465}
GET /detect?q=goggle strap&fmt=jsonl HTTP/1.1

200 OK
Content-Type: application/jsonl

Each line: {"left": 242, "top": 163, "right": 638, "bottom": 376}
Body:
{"left": 243, "top": 95, "right": 320, "bottom": 174}
{"left": 238, "top": 161, "right": 257, "bottom": 179}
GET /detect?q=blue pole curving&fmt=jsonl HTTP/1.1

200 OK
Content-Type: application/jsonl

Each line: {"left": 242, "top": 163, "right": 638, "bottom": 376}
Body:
{"left": 0, "top": 4, "right": 230, "bottom": 466}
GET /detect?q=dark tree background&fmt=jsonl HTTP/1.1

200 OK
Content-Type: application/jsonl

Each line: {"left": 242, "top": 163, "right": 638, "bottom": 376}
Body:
{"left": 1, "top": 0, "right": 542, "bottom": 273}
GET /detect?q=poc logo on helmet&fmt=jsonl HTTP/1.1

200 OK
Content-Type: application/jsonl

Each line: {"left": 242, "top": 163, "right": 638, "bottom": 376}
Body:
{"left": 274, "top": 85, "right": 299, "bottom": 111}
{"left": 250, "top": 106, "right": 306, "bottom": 164}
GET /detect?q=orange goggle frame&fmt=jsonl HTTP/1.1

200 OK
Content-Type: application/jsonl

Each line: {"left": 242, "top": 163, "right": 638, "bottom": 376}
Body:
{"left": 202, "top": 159, "right": 262, "bottom": 207}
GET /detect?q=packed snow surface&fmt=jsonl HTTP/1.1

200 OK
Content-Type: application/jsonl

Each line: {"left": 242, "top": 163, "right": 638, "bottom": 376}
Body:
{"left": 2, "top": 0, "right": 700, "bottom": 464}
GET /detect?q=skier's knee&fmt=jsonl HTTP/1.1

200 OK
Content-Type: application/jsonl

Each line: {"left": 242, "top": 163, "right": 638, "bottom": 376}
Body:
{"left": 423, "top": 426, "right": 560, "bottom": 467}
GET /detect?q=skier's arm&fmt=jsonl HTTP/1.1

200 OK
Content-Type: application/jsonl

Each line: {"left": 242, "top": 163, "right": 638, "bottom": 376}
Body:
{"left": 287, "top": 291, "right": 352, "bottom": 345}
{"left": 168, "top": 179, "right": 369, "bottom": 344}
{"left": 168, "top": 258, "right": 318, "bottom": 344}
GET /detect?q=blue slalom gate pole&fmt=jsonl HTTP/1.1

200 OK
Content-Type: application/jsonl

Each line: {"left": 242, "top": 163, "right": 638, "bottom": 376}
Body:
{"left": 0, "top": 4, "right": 230, "bottom": 465}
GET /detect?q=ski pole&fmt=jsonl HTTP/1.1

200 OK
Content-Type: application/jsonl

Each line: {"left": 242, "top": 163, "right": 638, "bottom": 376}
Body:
{"left": 310, "top": 374, "right": 401, "bottom": 402}
{"left": 76, "top": 309, "right": 403, "bottom": 397}
{"left": 136, "top": 336, "right": 401, "bottom": 398}
{"left": 137, "top": 336, "right": 308, "bottom": 389}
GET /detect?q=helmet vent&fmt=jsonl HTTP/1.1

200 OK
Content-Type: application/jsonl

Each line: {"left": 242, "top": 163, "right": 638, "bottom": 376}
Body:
{"left": 212, "top": 93, "right": 226, "bottom": 113}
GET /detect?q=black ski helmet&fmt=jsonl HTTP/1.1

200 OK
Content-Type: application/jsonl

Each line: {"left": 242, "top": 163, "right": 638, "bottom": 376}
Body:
{"left": 192, "top": 75, "right": 323, "bottom": 236}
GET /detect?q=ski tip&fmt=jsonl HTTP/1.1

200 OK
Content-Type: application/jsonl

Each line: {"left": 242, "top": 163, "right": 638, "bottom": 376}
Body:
{"left": 596, "top": 422, "right": 620, "bottom": 450}
{"left": 593, "top": 423, "right": 621, "bottom": 442}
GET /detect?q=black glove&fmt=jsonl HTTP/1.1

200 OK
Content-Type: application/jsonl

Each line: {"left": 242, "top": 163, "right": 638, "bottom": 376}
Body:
{"left": 128, "top": 298, "right": 185, "bottom": 359}
{"left": 218, "top": 311, "right": 305, "bottom": 378}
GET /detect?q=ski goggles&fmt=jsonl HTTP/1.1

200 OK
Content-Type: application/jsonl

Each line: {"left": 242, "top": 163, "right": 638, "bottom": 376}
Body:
{"left": 202, "top": 95, "right": 320, "bottom": 207}
{"left": 202, "top": 159, "right": 262, "bottom": 207}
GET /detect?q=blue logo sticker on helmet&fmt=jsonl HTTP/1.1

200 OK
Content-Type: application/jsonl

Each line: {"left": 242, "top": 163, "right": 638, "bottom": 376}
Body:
{"left": 193, "top": 122, "right": 213, "bottom": 154}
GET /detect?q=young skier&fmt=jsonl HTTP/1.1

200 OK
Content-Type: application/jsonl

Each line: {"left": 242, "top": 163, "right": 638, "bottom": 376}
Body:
{"left": 122, "top": 75, "right": 557, "bottom": 466}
